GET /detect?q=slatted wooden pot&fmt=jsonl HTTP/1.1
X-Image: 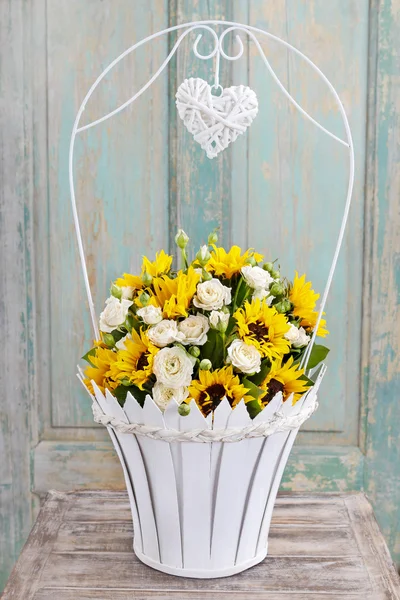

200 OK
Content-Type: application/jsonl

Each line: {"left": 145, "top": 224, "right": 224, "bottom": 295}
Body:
{"left": 88, "top": 366, "right": 325, "bottom": 579}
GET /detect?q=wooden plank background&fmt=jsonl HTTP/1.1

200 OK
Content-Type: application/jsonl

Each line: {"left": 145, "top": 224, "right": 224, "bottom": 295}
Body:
{"left": 1, "top": 0, "right": 399, "bottom": 591}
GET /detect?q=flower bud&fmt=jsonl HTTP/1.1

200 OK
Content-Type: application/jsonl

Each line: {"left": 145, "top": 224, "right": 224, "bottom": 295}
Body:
{"left": 263, "top": 262, "right": 274, "bottom": 273}
{"left": 274, "top": 299, "right": 291, "bottom": 314}
{"left": 178, "top": 402, "right": 191, "bottom": 416}
{"left": 102, "top": 333, "right": 115, "bottom": 348}
{"left": 139, "top": 291, "right": 151, "bottom": 306}
{"left": 208, "top": 230, "right": 218, "bottom": 245}
{"left": 110, "top": 283, "right": 122, "bottom": 299}
{"left": 201, "top": 268, "right": 213, "bottom": 281}
{"left": 245, "top": 256, "right": 257, "bottom": 267}
{"left": 199, "top": 359, "right": 212, "bottom": 371}
{"left": 175, "top": 229, "right": 189, "bottom": 249}
{"left": 271, "top": 269, "right": 280, "bottom": 279}
{"left": 270, "top": 282, "right": 285, "bottom": 297}
{"left": 188, "top": 346, "right": 201, "bottom": 358}
{"left": 141, "top": 271, "right": 153, "bottom": 286}
{"left": 196, "top": 245, "right": 211, "bottom": 266}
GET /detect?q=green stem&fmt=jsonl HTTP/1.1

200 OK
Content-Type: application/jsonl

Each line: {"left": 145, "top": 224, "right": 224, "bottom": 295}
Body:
{"left": 180, "top": 248, "right": 189, "bottom": 270}
{"left": 233, "top": 276, "right": 243, "bottom": 311}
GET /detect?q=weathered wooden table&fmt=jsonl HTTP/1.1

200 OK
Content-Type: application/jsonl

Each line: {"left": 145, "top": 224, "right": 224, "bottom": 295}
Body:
{"left": 3, "top": 491, "right": 400, "bottom": 599}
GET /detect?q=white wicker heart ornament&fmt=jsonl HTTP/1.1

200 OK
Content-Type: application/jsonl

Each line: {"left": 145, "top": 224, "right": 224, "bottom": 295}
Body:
{"left": 176, "top": 77, "right": 259, "bottom": 159}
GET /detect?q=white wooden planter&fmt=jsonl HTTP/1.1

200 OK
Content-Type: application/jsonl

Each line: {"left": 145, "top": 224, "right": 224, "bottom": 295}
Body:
{"left": 82, "top": 365, "right": 326, "bottom": 579}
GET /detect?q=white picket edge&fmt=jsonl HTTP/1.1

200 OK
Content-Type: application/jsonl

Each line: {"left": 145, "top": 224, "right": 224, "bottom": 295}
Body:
{"left": 178, "top": 400, "right": 212, "bottom": 569}
{"left": 255, "top": 391, "right": 309, "bottom": 556}
{"left": 101, "top": 391, "right": 159, "bottom": 562}
{"left": 210, "top": 400, "right": 256, "bottom": 569}
{"left": 90, "top": 382, "right": 144, "bottom": 555}
{"left": 127, "top": 395, "right": 183, "bottom": 568}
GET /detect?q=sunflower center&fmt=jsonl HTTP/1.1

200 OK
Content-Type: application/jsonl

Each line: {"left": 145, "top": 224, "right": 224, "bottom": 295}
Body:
{"left": 263, "top": 378, "right": 285, "bottom": 404}
{"left": 248, "top": 321, "right": 269, "bottom": 340}
{"left": 136, "top": 352, "right": 149, "bottom": 372}
{"left": 199, "top": 383, "right": 227, "bottom": 413}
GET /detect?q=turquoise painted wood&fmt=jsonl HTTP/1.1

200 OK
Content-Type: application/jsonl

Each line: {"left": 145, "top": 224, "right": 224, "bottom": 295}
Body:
{"left": 1, "top": 0, "right": 400, "bottom": 592}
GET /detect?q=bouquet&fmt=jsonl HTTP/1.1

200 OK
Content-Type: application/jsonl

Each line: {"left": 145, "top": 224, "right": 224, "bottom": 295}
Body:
{"left": 83, "top": 230, "right": 329, "bottom": 418}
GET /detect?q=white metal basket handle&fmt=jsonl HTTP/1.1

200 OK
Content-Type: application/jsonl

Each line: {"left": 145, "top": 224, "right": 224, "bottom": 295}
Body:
{"left": 69, "top": 20, "right": 355, "bottom": 370}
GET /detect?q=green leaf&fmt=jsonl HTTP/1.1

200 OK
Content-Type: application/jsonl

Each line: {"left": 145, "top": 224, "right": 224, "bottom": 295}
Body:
{"left": 201, "top": 328, "right": 218, "bottom": 362}
{"left": 111, "top": 329, "right": 127, "bottom": 343}
{"left": 299, "top": 374, "right": 314, "bottom": 387}
{"left": 248, "top": 359, "right": 271, "bottom": 386}
{"left": 113, "top": 384, "right": 147, "bottom": 408}
{"left": 305, "top": 344, "right": 330, "bottom": 370}
{"left": 245, "top": 398, "right": 263, "bottom": 419}
{"left": 81, "top": 347, "right": 96, "bottom": 365}
{"left": 242, "top": 378, "right": 264, "bottom": 401}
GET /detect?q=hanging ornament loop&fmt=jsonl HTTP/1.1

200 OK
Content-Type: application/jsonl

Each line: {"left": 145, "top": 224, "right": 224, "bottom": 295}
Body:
{"left": 69, "top": 20, "right": 354, "bottom": 371}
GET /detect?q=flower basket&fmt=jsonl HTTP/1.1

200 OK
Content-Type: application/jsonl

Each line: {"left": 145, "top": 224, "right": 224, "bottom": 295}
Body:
{"left": 69, "top": 19, "right": 354, "bottom": 581}
{"left": 80, "top": 363, "right": 325, "bottom": 578}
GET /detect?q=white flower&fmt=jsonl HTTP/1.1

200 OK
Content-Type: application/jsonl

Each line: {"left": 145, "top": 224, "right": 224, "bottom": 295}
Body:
{"left": 252, "top": 288, "right": 274, "bottom": 305}
{"left": 137, "top": 305, "right": 163, "bottom": 325}
{"left": 193, "top": 278, "right": 232, "bottom": 310}
{"left": 99, "top": 296, "right": 133, "bottom": 333}
{"left": 121, "top": 286, "right": 135, "bottom": 300}
{"left": 153, "top": 346, "right": 194, "bottom": 388}
{"left": 177, "top": 314, "right": 210, "bottom": 345}
{"left": 241, "top": 265, "right": 273, "bottom": 290}
{"left": 227, "top": 339, "right": 262, "bottom": 374}
{"left": 284, "top": 324, "right": 310, "bottom": 348}
{"left": 115, "top": 332, "right": 132, "bottom": 351}
{"left": 209, "top": 310, "right": 230, "bottom": 332}
{"left": 152, "top": 382, "right": 189, "bottom": 412}
{"left": 148, "top": 319, "right": 179, "bottom": 348}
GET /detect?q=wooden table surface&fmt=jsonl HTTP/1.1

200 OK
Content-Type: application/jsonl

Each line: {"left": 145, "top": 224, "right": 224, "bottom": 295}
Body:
{"left": 2, "top": 491, "right": 400, "bottom": 599}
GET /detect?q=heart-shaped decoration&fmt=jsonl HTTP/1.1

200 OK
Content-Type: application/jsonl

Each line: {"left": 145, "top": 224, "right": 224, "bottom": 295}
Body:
{"left": 176, "top": 77, "right": 259, "bottom": 159}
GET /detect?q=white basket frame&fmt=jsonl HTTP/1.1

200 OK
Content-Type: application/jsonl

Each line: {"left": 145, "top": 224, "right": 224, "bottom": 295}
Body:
{"left": 69, "top": 19, "right": 354, "bottom": 370}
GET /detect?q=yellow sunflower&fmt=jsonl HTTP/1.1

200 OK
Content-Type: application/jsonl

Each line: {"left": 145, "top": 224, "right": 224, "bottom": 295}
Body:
{"left": 234, "top": 298, "right": 291, "bottom": 359}
{"left": 110, "top": 328, "right": 159, "bottom": 390}
{"left": 289, "top": 272, "right": 328, "bottom": 337}
{"left": 260, "top": 356, "right": 311, "bottom": 406}
{"left": 84, "top": 345, "right": 118, "bottom": 395}
{"left": 207, "top": 245, "right": 264, "bottom": 279}
{"left": 188, "top": 366, "right": 252, "bottom": 416}
{"left": 141, "top": 266, "right": 200, "bottom": 318}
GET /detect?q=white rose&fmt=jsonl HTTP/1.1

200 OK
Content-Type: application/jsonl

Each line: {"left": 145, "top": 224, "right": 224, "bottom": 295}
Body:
{"left": 152, "top": 382, "right": 189, "bottom": 412}
{"left": 177, "top": 314, "right": 210, "bottom": 345}
{"left": 252, "top": 288, "right": 274, "bottom": 305}
{"left": 115, "top": 332, "right": 132, "bottom": 351}
{"left": 148, "top": 319, "right": 179, "bottom": 348}
{"left": 121, "top": 286, "right": 135, "bottom": 300}
{"left": 241, "top": 265, "right": 273, "bottom": 290}
{"left": 284, "top": 324, "right": 310, "bottom": 348}
{"left": 99, "top": 296, "right": 133, "bottom": 333}
{"left": 153, "top": 346, "right": 194, "bottom": 388}
{"left": 193, "top": 278, "right": 232, "bottom": 310}
{"left": 209, "top": 310, "right": 230, "bottom": 332}
{"left": 227, "top": 339, "right": 262, "bottom": 374}
{"left": 137, "top": 305, "right": 163, "bottom": 325}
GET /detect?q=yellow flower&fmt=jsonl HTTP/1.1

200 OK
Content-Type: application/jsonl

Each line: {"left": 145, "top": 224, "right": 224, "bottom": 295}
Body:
{"left": 260, "top": 356, "right": 310, "bottom": 406}
{"left": 114, "top": 251, "right": 173, "bottom": 291}
{"left": 84, "top": 345, "right": 118, "bottom": 395}
{"left": 289, "top": 272, "right": 328, "bottom": 337}
{"left": 142, "top": 250, "right": 173, "bottom": 278}
{"left": 207, "top": 245, "right": 264, "bottom": 279}
{"left": 110, "top": 328, "right": 159, "bottom": 390}
{"left": 114, "top": 273, "right": 144, "bottom": 290}
{"left": 234, "top": 298, "right": 291, "bottom": 359}
{"left": 188, "top": 366, "right": 252, "bottom": 416}
{"left": 148, "top": 266, "right": 201, "bottom": 318}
